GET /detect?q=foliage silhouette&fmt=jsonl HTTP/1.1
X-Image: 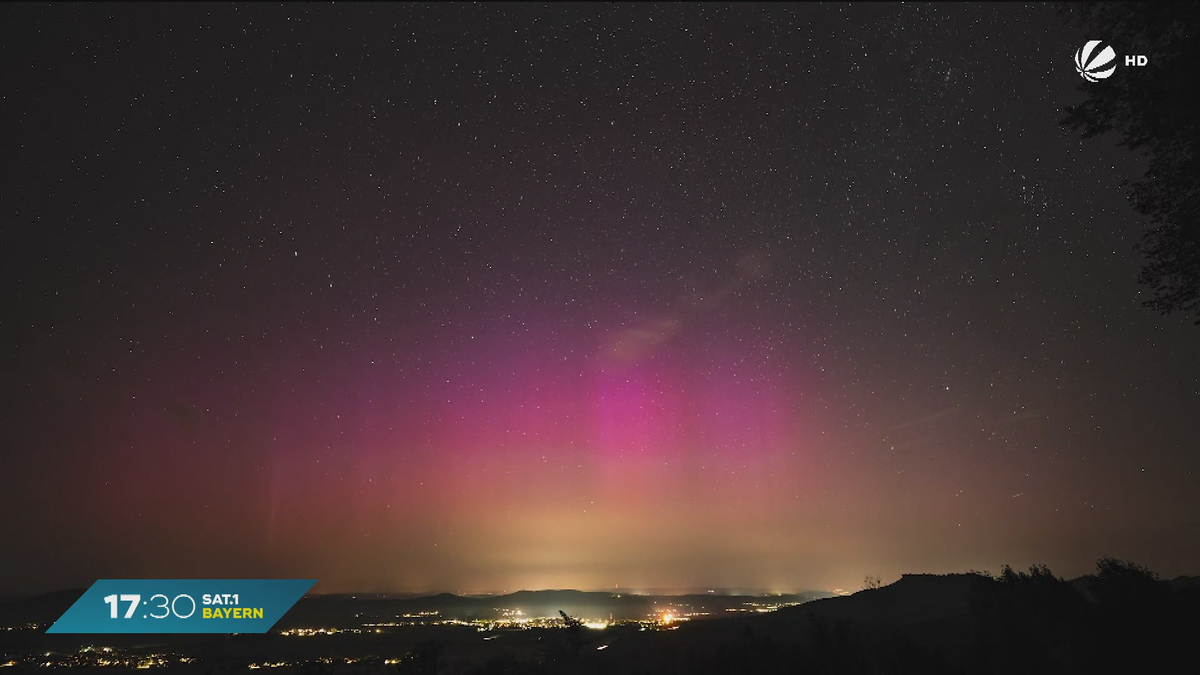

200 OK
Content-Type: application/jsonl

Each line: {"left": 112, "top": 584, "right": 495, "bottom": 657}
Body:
{"left": 1060, "top": 2, "right": 1200, "bottom": 323}
{"left": 1083, "top": 557, "right": 1179, "bottom": 673}
{"left": 968, "top": 564, "right": 1089, "bottom": 674}
{"left": 537, "top": 611, "right": 585, "bottom": 670}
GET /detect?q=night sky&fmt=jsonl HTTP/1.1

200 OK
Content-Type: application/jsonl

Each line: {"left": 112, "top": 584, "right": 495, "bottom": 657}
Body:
{"left": 3, "top": 3, "right": 1198, "bottom": 596}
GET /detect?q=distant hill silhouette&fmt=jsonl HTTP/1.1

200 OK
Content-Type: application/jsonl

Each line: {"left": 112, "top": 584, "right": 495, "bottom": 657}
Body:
{"left": 1169, "top": 574, "right": 1200, "bottom": 592}
{"left": 0, "top": 588, "right": 85, "bottom": 626}
{"left": 777, "top": 572, "right": 989, "bottom": 625}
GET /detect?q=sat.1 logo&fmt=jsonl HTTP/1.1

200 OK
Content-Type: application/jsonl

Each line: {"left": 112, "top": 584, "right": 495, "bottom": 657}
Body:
{"left": 1074, "top": 40, "right": 1148, "bottom": 82}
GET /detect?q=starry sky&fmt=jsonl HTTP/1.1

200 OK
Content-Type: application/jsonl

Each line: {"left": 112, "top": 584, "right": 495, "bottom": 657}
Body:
{"left": 2, "top": 3, "right": 1198, "bottom": 596}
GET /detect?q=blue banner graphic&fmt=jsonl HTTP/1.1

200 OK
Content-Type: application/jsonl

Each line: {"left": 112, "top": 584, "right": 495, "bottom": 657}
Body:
{"left": 46, "top": 579, "right": 316, "bottom": 633}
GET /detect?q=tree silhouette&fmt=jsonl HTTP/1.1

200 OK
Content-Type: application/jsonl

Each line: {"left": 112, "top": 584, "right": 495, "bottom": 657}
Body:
{"left": 968, "top": 563, "right": 1091, "bottom": 674}
{"left": 1089, "top": 556, "right": 1166, "bottom": 606}
{"left": 1078, "top": 557, "right": 1179, "bottom": 673}
{"left": 1060, "top": 3, "right": 1200, "bottom": 323}
{"left": 543, "top": 610, "right": 585, "bottom": 668}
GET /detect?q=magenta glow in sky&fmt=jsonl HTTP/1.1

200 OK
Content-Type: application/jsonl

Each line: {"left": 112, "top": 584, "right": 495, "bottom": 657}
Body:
{"left": 3, "top": 3, "right": 1199, "bottom": 596}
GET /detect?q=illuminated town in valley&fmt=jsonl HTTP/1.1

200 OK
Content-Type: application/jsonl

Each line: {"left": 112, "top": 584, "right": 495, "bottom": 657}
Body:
{"left": 0, "top": 592, "right": 817, "bottom": 669}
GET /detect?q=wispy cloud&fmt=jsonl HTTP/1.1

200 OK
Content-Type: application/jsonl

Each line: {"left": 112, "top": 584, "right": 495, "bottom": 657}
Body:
{"left": 880, "top": 405, "right": 960, "bottom": 434}
{"left": 601, "top": 248, "right": 774, "bottom": 366}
